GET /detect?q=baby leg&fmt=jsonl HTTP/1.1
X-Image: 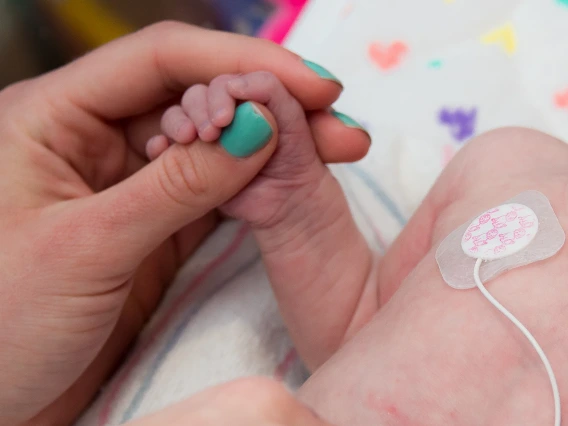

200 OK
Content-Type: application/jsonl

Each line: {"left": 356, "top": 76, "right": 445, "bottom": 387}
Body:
{"left": 300, "top": 128, "right": 568, "bottom": 425}
{"left": 220, "top": 73, "right": 375, "bottom": 369}
{"left": 153, "top": 72, "right": 375, "bottom": 368}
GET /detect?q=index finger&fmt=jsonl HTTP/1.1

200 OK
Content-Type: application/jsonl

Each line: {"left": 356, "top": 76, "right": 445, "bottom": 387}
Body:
{"left": 50, "top": 22, "right": 343, "bottom": 120}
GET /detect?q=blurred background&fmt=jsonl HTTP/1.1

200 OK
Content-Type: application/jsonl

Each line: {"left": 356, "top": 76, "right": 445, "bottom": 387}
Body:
{"left": 0, "top": 0, "right": 280, "bottom": 88}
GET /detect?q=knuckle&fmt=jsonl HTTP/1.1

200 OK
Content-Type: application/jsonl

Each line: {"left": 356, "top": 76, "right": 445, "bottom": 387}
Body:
{"left": 0, "top": 80, "right": 39, "bottom": 122}
{"left": 142, "top": 22, "right": 194, "bottom": 93}
{"left": 210, "top": 74, "right": 235, "bottom": 88}
{"left": 0, "top": 80, "right": 29, "bottom": 102}
{"left": 467, "top": 127, "right": 541, "bottom": 154}
{"left": 254, "top": 70, "right": 280, "bottom": 90}
{"left": 143, "top": 20, "right": 188, "bottom": 38}
{"left": 157, "top": 146, "right": 212, "bottom": 204}
{"left": 448, "top": 127, "right": 568, "bottom": 199}
{"left": 465, "top": 127, "right": 564, "bottom": 170}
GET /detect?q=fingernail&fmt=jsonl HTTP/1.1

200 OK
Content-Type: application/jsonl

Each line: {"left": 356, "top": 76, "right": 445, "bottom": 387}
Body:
{"left": 212, "top": 107, "right": 229, "bottom": 122}
{"left": 302, "top": 59, "right": 342, "bottom": 86}
{"left": 332, "top": 109, "right": 372, "bottom": 141}
{"left": 220, "top": 102, "right": 273, "bottom": 157}
{"left": 331, "top": 110, "right": 368, "bottom": 132}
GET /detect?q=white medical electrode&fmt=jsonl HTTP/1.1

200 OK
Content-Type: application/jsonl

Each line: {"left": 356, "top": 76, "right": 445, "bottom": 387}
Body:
{"left": 436, "top": 191, "right": 565, "bottom": 426}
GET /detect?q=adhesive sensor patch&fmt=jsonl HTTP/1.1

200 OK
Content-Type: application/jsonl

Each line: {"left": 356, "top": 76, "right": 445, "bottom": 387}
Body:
{"left": 461, "top": 203, "right": 539, "bottom": 261}
{"left": 436, "top": 191, "right": 565, "bottom": 290}
{"left": 437, "top": 190, "right": 564, "bottom": 426}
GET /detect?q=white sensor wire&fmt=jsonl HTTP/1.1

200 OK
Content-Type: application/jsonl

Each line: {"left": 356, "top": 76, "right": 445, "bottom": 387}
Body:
{"left": 473, "top": 258, "right": 560, "bottom": 426}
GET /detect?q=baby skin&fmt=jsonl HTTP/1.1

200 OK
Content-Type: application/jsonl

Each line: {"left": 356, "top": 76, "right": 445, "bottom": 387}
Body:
{"left": 149, "top": 72, "right": 568, "bottom": 425}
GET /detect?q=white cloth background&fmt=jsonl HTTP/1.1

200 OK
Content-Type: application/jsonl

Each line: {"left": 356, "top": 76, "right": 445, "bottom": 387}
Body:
{"left": 78, "top": 1, "right": 568, "bottom": 423}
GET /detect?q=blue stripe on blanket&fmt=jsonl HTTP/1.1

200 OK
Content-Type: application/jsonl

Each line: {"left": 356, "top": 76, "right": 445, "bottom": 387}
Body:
{"left": 121, "top": 255, "right": 261, "bottom": 422}
{"left": 341, "top": 179, "right": 387, "bottom": 254}
{"left": 345, "top": 164, "right": 407, "bottom": 227}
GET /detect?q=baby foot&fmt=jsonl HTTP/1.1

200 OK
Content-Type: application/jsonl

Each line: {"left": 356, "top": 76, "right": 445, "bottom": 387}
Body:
{"left": 149, "top": 70, "right": 326, "bottom": 226}
{"left": 151, "top": 71, "right": 374, "bottom": 370}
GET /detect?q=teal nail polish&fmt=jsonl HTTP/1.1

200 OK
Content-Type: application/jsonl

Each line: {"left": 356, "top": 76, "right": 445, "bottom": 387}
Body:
{"left": 302, "top": 59, "right": 342, "bottom": 86}
{"left": 220, "top": 102, "right": 273, "bottom": 157}
{"left": 332, "top": 110, "right": 366, "bottom": 131}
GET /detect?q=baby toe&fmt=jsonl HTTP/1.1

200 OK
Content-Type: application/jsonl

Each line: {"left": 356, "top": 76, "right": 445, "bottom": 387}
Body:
{"left": 182, "top": 84, "right": 218, "bottom": 142}
{"left": 161, "top": 105, "right": 196, "bottom": 144}
{"left": 146, "top": 135, "right": 170, "bottom": 160}
{"left": 208, "top": 74, "right": 238, "bottom": 127}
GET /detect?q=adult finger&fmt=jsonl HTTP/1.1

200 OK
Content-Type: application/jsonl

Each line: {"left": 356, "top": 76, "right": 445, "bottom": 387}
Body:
{"left": 126, "top": 108, "right": 371, "bottom": 164}
{"left": 48, "top": 22, "right": 342, "bottom": 120}
{"left": 308, "top": 110, "right": 371, "bottom": 163}
{"left": 127, "top": 377, "right": 334, "bottom": 426}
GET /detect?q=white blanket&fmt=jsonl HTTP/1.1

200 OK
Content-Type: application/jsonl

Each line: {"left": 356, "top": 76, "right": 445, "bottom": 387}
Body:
{"left": 79, "top": 0, "right": 568, "bottom": 423}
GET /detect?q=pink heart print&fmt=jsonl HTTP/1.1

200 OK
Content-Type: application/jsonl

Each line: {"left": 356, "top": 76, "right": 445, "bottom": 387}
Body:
{"left": 555, "top": 89, "right": 568, "bottom": 109}
{"left": 368, "top": 41, "right": 408, "bottom": 70}
{"left": 461, "top": 203, "right": 539, "bottom": 260}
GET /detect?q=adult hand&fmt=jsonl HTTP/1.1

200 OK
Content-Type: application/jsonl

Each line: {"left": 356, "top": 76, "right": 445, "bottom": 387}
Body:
{"left": 0, "top": 22, "right": 369, "bottom": 425}
{"left": 128, "top": 378, "right": 334, "bottom": 426}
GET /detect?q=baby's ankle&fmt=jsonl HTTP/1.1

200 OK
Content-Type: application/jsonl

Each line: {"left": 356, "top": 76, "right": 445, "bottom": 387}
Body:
{"left": 250, "top": 169, "right": 375, "bottom": 368}
{"left": 252, "top": 170, "right": 349, "bottom": 250}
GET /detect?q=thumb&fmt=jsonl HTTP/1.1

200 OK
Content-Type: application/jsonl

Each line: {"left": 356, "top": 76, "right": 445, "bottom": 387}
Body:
{"left": 126, "top": 377, "right": 334, "bottom": 426}
{"left": 74, "top": 102, "right": 277, "bottom": 267}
